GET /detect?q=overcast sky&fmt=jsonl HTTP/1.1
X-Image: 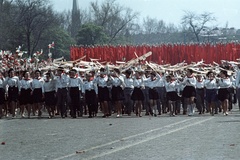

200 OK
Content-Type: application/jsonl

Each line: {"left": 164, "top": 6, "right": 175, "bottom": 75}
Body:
{"left": 51, "top": 0, "right": 240, "bottom": 29}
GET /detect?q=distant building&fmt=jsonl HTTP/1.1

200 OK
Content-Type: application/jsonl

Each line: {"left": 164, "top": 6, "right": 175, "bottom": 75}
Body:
{"left": 71, "top": 0, "right": 81, "bottom": 39}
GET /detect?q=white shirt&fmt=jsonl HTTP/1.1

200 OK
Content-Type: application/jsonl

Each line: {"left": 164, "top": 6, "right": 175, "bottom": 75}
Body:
{"left": 5, "top": 76, "right": 20, "bottom": 88}
{"left": 143, "top": 75, "right": 151, "bottom": 88}
{"left": 217, "top": 78, "right": 232, "bottom": 88}
{"left": 133, "top": 77, "right": 144, "bottom": 88}
{"left": 109, "top": 76, "right": 124, "bottom": 87}
{"left": 176, "top": 83, "right": 185, "bottom": 93}
{"left": 235, "top": 70, "right": 240, "bottom": 88}
{"left": 165, "top": 80, "right": 178, "bottom": 92}
{"left": 54, "top": 74, "right": 69, "bottom": 89}
{"left": 82, "top": 80, "right": 98, "bottom": 94}
{"left": 43, "top": 80, "right": 56, "bottom": 93}
{"left": 32, "top": 78, "right": 44, "bottom": 88}
{"left": 122, "top": 75, "right": 134, "bottom": 89}
{"left": 182, "top": 76, "right": 196, "bottom": 87}
{"left": 94, "top": 75, "right": 108, "bottom": 88}
{"left": 68, "top": 77, "right": 83, "bottom": 90}
{"left": 0, "top": 77, "right": 5, "bottom": 89}
{"left": 204, "top": 79, "right": 218, "bottom": 89}
{"left": 19, "top": 79, "right": 32, "bottom": 91}
{"left": 196, "top": 79, "right": 205, "bottom": 89}
{"left": 230, "top": 75, "right": 236, "bottom": 88}
{"left": 144, "top": 74, "right": 161, "bottom": 89}
{"left": 155, "top": 75, "right": 165, "bottom": 87}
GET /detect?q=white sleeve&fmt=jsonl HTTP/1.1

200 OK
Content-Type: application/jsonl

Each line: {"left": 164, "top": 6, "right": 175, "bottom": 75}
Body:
{"left": 235, "top": 71, "right": 240, "bottom": 88}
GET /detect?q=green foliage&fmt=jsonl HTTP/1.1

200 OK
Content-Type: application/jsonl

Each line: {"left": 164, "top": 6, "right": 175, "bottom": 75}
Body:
{"left": 77, "top": 23, "right": 109, "bottom": 45}
{"left": 40, "top": 27, "right": 75, "bottom": 60}
{"left": 0, "top": 0, "right": 19, "bottom": 51}
{"left": 0, "top": 0, "right": 74, "bottom": 60}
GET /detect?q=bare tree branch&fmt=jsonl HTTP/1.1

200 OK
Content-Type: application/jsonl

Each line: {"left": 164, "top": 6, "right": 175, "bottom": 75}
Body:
{"left": 181, "top": 11, "right": 216, "bottom": 42}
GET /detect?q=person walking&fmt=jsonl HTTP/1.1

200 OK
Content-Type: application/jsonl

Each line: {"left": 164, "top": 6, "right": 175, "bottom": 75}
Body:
{"left": 19, "top": 71, "right": 32, "bottom": 118}
{"left": 82, "top": 73, "right": 98, "bottom": 118}
{"left": 217, "top": 70, "right": 232, "bottom": 116}
{"left": 43, "top": 72, "right": 56, "bottom": 118}
{"left": 181, "top": 69, "right": 197, "bottom": 116}
{"left": 54, "top": 67, "right": 69, "bottom": 118}
{"left": 5, "top": 68, "right": 20, "bottom": 118}
{"left": 68, "top": 69, "right": 83, "bottom": 118}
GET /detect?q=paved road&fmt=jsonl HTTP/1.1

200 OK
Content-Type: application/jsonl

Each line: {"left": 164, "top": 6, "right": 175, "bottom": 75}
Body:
{"left": 0, "top": 106, "right": 240, "bottom": 160}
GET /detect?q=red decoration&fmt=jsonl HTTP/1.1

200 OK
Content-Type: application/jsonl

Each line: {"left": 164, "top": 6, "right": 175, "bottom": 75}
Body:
{"left": 70, "top": 43, "right": 240, "bottom": 64}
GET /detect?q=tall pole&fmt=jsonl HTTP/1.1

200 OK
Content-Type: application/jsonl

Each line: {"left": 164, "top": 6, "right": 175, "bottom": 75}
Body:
{"left": 71, "top": 0, "right": 80, "bottom": 38}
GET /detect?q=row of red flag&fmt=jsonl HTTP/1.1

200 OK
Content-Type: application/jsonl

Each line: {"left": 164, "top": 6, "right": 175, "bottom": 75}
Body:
{"left": 70, "top": 43, "right": 240, "bottom": 64}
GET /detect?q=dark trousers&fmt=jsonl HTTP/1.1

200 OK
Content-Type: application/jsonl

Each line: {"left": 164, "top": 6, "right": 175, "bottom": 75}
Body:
{"left": 69, "top": 87, "right": 80, "bottom": 117}
{"left": 143, "top": 87, "right": 150, "bottom": 113}
{"left": 123, "top": 88, "right": 133, "bottom": 114}
{"left": 228, "top": 87, "right": 235, "bottom": 111}
{"left": 237, "top": 88, "right": 240, "bottom": 110}
{"left": 85, "top": 90, "right": 97, "bottom": 116}
{"left": 156, "top": 87, "right": 166, "bottom": 113}
{"left": 196, "top": 88, "right": 205, "bottom": 113}
{"left": 57, "top": 88, "right": 68, "bottom": 117}
{"left": 79, "top": 91, "right": 84, "bottom": 115}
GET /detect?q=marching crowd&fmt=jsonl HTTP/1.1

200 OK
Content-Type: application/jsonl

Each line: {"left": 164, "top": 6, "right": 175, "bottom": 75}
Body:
{"left": 0, "top": 63, "right": 240, "bottom": 119}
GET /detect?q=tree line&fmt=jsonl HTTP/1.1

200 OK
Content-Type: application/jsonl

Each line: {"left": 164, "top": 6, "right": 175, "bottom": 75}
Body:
{"left": 0, "top": 0, "right": 74, "bottom": 59}
{"left": 0, "top": 0, "right": 239, "bottom": 60}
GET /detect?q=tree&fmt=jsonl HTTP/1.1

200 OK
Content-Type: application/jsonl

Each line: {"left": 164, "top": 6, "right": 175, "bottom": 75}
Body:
{"left": 156, "top": 20, "right": 167, "bottom": 34}
{"left": 236, "top": 29, "right": 240, "bottom": 35}
{"left": 143, "top": 16, "right": 158, "bottom": 34}
{"left": 40, "top": 26, "right": 75, "bottom": 60}
{"left": 0, "top": 0, "right": 76, "bottom": 60}
{"left": 0, "top": 0, "right": 16, "bottom": 50}
{"left": 77, "top": 23, "right": 109, "bottom": 45}
{"left": 14, "top": 0, "right": 56, "bottom": 57}
{"left": 90, "top": 0, "right": 139, "bottom": 44}
{"left": 181, "top": 11, "right": 216, "bottom": 42}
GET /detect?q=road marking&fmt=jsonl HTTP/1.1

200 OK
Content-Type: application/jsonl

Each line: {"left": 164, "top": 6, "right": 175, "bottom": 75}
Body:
{"left": 53, "top": 117, "right": 200, "bottom": 160}
{"left": 83, "top": 117, "right": 214, "bottom": 160}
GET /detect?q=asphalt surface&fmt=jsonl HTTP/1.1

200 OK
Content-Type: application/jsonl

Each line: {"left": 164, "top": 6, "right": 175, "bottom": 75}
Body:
{"left": 0, "top": 106, "right": 240, "bottom": 160}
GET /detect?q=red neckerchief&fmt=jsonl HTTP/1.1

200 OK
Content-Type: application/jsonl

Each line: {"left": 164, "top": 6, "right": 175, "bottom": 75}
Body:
{"left": 70, "top": 76, "right": 77, "bottom": 79}
{"left": 197, "top": 79, "right": 203, "bottom": 82}
{"left": 187, "top": 75, "right": 194, "bottom": 78}
{"left": 25, "top": 78, "right": 31, "bottom": 81}
{"left": 100, "top": 74, "right": 106, "bottom": 78}
{"left": 151, "top": 77, "right": 156, "bottom": 81}
{"left": 90, "top": 77, "right": 94, "bottom": 81}
{"left": 60, "top": 73, "right": 64, "bottom": 78}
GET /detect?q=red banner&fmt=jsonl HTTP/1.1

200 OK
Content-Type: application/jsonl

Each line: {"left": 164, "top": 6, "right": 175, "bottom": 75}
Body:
{"left": 70, "top": 43, "right": 240, "bottom": 64}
